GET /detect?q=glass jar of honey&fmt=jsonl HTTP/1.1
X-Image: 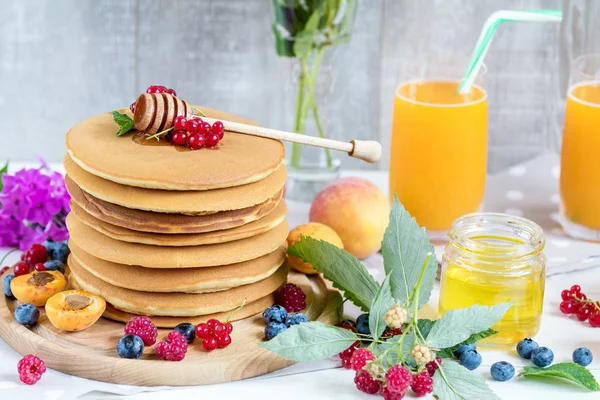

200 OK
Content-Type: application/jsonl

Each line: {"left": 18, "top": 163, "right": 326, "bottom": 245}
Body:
{"left": 439, "top": 213, "right": 546, "bottom": 348}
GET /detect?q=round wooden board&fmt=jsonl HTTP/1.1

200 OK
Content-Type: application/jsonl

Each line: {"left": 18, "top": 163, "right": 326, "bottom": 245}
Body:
{"left": 0, "top": 271, "right": 342, "bottom": 386}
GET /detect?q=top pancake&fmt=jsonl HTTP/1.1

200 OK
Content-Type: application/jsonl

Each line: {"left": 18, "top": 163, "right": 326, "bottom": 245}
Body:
{"left": 66, "top": 107, "right": 285, "bottom": 190}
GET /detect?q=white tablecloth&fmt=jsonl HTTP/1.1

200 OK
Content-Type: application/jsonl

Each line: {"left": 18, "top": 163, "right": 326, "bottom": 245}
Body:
{"left": 2, "top": 154, "right": 600, "bottom": 399}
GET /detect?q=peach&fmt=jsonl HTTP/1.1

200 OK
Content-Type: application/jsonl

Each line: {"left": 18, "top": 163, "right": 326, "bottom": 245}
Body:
{"left": 45, "top": 290, "right": 106, "bottom": 331}
{"left": 309, "top": 177, "right": 389, "bottom": 259}
{"left": 287, "top": 222, "right": 344, "bottom": 274}
{"left": 10, "top": 270, "right": 67, "bottom": 306}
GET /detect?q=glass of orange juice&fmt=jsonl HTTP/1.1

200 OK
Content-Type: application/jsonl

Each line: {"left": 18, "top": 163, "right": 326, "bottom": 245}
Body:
{"left": 559, "top": 54, "right": 600, "bottom": 240}
{"left": 389, "top": 62, "right": 488, "bottom": 239}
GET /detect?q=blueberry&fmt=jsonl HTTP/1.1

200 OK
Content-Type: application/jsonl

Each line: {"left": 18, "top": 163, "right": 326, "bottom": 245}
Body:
{"left": 43, "top": 260, "right": 65, "bottom": 274}
{"left": 14, "top": 304, "right": 40, "bottom": 326}
{"left": 3, "top": 274, "right": 15, "bottom": 298}
{"left": 263, "top": 305, "right": 288, "bottom": 324}
{"left": 286, "top": 313, "right": 308, "bottom": 327}
{"left": 46, "top": 241, "right": 70, "bottom": 264}
{"left": 573, "top": 347, "right": 593, "bottom": 367}
{"left": 265, "top": 322, "right": 287, "bottom": 340}
{"left": 531, "top": 346, "right": 554, "bottom": 368}
{"left": 453, "top": 343, "right": 476, "bottom": 359}
{"left": 356, "top": 313, "right": 370, "bottom": 335}
{"left": 460, "top": 350, "right": 482, "bottom": 370}
{"left": 174, "top": 322, "right": 196, "bottom": 344}
{"left": 117, "top": 334, "right": 144, "bottom": 359}
{"left": 516, "top": 338, "right": 539, "bottom": 359}
{"left": 490, "top": 361, "right": 515, "bottom": 381}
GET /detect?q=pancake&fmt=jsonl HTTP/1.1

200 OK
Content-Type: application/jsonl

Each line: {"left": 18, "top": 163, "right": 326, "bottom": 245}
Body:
{"left": 68, "top": 255, "right": 288, "bottom": 316}
{"left": 66, "top": 107, "right": 285, "bottom": 190}
{"left": 66, "top": 213, "right": 289, "bottom": 268}
{"left": 64, "top": 155, "right": 287, "bottom": 214}
{"left": 98, "top": 296, "right": 276, "bottom": 328}
{"left": 66, "top": 176, "right": 284, "bottom": 233}
{"left": 70, "top": 200, "right": 287, "bottom": 245}
{"left": 69, "top": 241, "right": 286, "bottom": 293}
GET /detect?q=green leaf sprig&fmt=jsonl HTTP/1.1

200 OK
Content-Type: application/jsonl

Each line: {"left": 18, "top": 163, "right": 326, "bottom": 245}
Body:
{"left": 519, "top": 362, "right": 600, "bottom": 392}
{"left": 112, "top": 111, "right": 134, "bottom": 137}
{"left": 265, "top": 197, "right": 521, "bottom": 399}
{"left": 0, "top": 161, "right": 8, "bottom": 193}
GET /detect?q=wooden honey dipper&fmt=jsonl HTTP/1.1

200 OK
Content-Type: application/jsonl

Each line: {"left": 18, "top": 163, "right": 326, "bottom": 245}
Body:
{"left": 133, "top": 93, "right": 382, "bottom": 164}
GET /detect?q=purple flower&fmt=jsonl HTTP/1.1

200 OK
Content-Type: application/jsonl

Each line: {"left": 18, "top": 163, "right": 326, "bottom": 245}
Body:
{"left": 0, "top": 163, "right": 70, "bottom": 250}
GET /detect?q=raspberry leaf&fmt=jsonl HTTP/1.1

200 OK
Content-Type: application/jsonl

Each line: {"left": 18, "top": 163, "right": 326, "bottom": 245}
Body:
{"left": 261, "top": 321, "right": 359, "bottom": 362}
{"left": 373, "top": 332, "right": 415, "bottom": 368}
{"left": 437, "top": 328, "right": 498, "bottom": 359}
{"left": 433, "top": 361, "right": 500, "bottom": 400}
{"left": 425, "top": 303, "right": 512, "bottom": 350}
{"left": 519, "top": 362, "right": 600, "bottom": 391}
{"left": 417, "top": 319, "right": 436, "bottom": 338}
{"left": 368, "top": 273, "right": 395, "bottom": 339}
{"left": 382, "top": 197, "right": 437, "bottom": 310}
{"left": 288, "top": 236, "right": 379, "bottom": 311}
{"left": 112, "top": 111, "right": 135, "bottom": 136}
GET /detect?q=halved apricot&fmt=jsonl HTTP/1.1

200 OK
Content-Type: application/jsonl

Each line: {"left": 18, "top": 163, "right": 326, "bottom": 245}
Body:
{"left": 45, "top": 290, "right": 106, "bottom": 331}
{"left": 10, "top": 271, "right": 67, "bottom": 306}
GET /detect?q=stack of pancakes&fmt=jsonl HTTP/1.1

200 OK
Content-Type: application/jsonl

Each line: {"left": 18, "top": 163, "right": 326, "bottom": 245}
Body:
{"left": 64, "top": 107, "right": 288, "bottom": 327}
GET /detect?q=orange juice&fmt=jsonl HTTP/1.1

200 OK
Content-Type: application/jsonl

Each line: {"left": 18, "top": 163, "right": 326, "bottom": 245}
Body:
{"left": 560, "top": 81, "right": 600, "bottom": 230}
{"left": 389, "top": 80, "right": 488, "bottom": 232}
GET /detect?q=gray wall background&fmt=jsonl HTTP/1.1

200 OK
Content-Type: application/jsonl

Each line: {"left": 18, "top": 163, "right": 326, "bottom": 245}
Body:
{"left": 0, "top": 0, "right": 593, "bottom": 172}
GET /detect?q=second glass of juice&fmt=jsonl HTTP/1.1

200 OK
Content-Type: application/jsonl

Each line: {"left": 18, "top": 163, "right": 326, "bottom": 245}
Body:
{"left": 559, "top": 54, "right": 600, "bottom": 240}
{"left": 389, "top": 63, "right": 488, "bottom": 238}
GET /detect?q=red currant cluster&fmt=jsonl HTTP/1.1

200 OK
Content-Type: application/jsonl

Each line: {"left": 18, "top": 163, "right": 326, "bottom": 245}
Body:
{"left": 195, "top": 318, "right": 233, "bottom": 351}
{"left": 15, "top": 244, "right": 48, "bottom": 276}
{"left": 559, "top": 284, "right": 600, "bottom": 327}
{"left": 170, "top": 115, "right": 224, "bottom": 150}
{"left": 130, "top": 85, "right": 177, "bottom": 113}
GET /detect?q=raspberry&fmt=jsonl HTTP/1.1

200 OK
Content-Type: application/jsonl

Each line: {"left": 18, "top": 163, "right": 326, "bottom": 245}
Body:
{"left": 155, "top": 331, "right": 188, "bottom": 361}
{"left": 125, "top": 316, "right": 158, "bottom": 346}
{"left": 380, "top": 386, "right": 406, "bottom": 400}
{"left": 349, "top": 348, "right": 375, "bottom": 371}
{"left": 17, "top": 354, "right": 46, "bottom": 385}
{"left": 411, "top": 371, "right": 433, "bottom": 397}
{"left": 385, "top": 306, "right": 408, "bottom": 329}
{"left": 385, "top": 365, "right": 412, "bottom": 393}
{"left": 383, "top": 328, "right": 403, "bottom": 339}
{"left": 411, "top": 344, "right": 434, "bottom": 364}
{"left": 339, "top": 342, "right": 359, "bottom": 369}
{"left": 354, "top": 370, "right": 382, "bottom": 394}
{"left": 279, "top": 283, "right": 306, "bottom": 312}
{"left": 425, "top": 356, "right": 442, "bottom": 377}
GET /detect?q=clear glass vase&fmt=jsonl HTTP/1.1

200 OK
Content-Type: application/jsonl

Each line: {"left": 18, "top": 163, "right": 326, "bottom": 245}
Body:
{"left": 278, "top": 50, "right": 341, "bottom": 203}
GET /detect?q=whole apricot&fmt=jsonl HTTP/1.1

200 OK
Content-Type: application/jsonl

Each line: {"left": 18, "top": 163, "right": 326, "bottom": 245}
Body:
{"left": 45, "top": 290, "right": 106, "bottom": 332}
{"left": 10, "top": 270, "right": 67, "bottom": 306}
{"left": 309, "top": 177, "right": 390, "bottom": 259}
{"left": 287, "top": 222, "right": 344, "bottom": 274}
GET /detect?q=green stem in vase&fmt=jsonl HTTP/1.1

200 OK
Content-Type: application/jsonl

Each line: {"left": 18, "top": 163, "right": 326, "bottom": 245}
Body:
{"left": 290, "top": 57, "right": 307, "bottom": 169}
{"left": 304, "top": 46, "right": 332, "bottom": 168}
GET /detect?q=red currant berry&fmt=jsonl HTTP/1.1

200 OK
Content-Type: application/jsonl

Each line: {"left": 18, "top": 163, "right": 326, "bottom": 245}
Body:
{"left": 130, "top": 101, "right": 137, "bottom": 114}
{"left": 570, "top": 285, "right": 581, "bottom": 294}
{"left": 198, "top": 121, "right": 212, "bottom": 136}
{"left": 560, "top": 299, "right": 578, "bottom": 314}
{"left": 205, "top": 133, "right": 220, "bottom": 148}
{"left": 561, "top": 289, "right": 571, "bottom": 301}
{"left": 172, "top": 130, "right": 188, "bottom": 146}
{"left": 589, "top": 312, "right": 600, "bottom": 327}
{"left": 34, "top": 263, "right": 46, "bottom": 272}
{"left": 213, "top": 323, "right": 228, "bottom": 337}
{"left": 173, "top": 116, "right": 187, "bottom": 131}
{"left": 14, "top": 262, "right": 30, "bottom": 276}
{"left": 185, "top": 118, "right": 200, "bottom": 134}
{"left": 24, "top": 244, "right": 48, "bottom": 267}
{"left": 146, "top": 85, "right": 160, "bottom": 94}
{"left": 216, "top": 334, "right": 232, "bottom": 349}
{"left": 202, "top": 337, "right": 218, "bottom": 351}
{"left": 0, "top": 266, "right": 8, "bottom": 276}
{"left": 224, "top": 322, "right": 233, "bottom": 335}
{"left": 195, "top": 323, "right": 210, "bottom": 339}
{"left": 165, "top": 88, "right": 177, "bottom": 97}
{"left": 576, "top": 304, "right": 593, "bottom": 321}
{"left": 212, "top": 121, "right": 224, "bottom": 135}
{"left": 206, "top": 319, "right": 221, "bottom": 331}
{"left": 578, "top": 293, "right": 588, "bottom": 301}
{"left": 187, "top": 134, "right": 205, "bottom": 150}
